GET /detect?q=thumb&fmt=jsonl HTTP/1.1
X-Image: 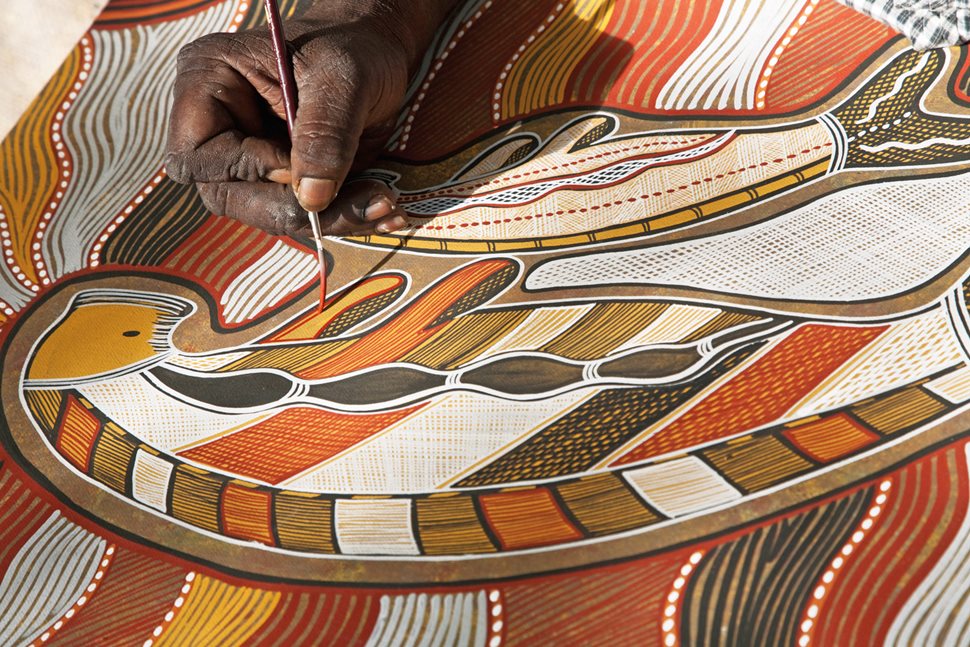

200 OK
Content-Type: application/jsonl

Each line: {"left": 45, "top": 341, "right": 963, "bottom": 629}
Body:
{"left": 290, "top": 77, "right": 369, "bottom": 213}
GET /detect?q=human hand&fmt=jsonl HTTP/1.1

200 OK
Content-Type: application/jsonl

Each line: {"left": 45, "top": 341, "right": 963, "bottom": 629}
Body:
{"left": 164, "top": 1, "right": 452, "bottom": 238}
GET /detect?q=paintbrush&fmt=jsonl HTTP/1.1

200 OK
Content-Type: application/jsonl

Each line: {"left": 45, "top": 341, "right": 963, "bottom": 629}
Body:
{"left": 262, "top": 0, "right": 328, "bottom": 311}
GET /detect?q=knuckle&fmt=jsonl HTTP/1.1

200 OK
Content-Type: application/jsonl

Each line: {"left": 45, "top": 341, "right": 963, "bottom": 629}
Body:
{"left": 164, "top": 152, "right": 193, "bottom": 184}
{"left": 297, "top": 128, "right": 354, "bottom": 171}
{"left": 271, "top": 200, "right": 306, "bottom": 238}
{"left": 176, "top": 34, "right": 225, "bottom": 69}
{"left": 195, "top": 183, "right": 226, "bottom": 216}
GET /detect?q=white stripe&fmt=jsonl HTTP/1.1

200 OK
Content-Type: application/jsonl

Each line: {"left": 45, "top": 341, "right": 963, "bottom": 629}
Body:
{"left": 46, "top": 3, "right": 237, "bottom": 278}
{"left": 366, "top": 592, "right": 488, "bottom": 647}
{"left": 0, "top": 512, "right": 106, "bottom": 645}
{"left": 623, "top": 456, "right": 743, "bottom": 516}
{"left": 855, "top": 52, "right": 931, "bottom": 125}
{"left": 527, "top": 171, "right": 970, "bottom": 302}
{"left": 220, "top": 241, "right": 291, "bottom": 320}
{"left": 656, "top": 0, "right": 805, "bottom": 111}
{"left": 860, "top": 136, "right": 970, "bottom": 154}
{"left": 220, "top": 241, "right": 317, "bottom": 324}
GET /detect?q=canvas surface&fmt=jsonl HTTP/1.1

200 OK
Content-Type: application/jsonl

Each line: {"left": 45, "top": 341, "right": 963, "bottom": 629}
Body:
{"left": 1, "top": 0, "right": 970, "bottom": 644}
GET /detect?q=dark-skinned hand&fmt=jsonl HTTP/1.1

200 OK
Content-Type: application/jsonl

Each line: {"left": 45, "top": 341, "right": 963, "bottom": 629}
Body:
{"left": 165, "top": 0, "right": 457, "bottom": 239}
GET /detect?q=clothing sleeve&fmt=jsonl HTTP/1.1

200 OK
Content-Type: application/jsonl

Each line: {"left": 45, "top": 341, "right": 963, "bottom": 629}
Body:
{"left": 837, "top": 0, "right": 970, "bottom": 50}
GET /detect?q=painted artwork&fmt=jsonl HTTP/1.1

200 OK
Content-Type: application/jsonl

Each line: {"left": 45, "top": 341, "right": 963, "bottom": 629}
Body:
{"left": 1, "top": 0, "right": 970, "bottom": 644}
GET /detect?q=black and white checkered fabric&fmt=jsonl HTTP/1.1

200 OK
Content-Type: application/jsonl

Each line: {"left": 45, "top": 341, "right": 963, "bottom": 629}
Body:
{"left": 838, "top": 0, "right": 970, "bottom": 49}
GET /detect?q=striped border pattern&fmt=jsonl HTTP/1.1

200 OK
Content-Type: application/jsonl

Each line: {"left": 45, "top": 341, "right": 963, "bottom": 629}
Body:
{"left": 24, "top": 369, "right": 961, "bottom": 557}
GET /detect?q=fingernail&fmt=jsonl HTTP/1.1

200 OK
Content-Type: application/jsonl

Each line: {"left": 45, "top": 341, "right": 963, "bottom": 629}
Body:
{"left": 267, "top": 168, "right": 292, "bottom": 184}
{"left": 364, "top": 197, "right": 394, "bottom": 221}
{"left": 297, "top": 178, "right": 337, "bottom": 211}
{"left": 376, "top": 215, "right": 408, "bottom": 233}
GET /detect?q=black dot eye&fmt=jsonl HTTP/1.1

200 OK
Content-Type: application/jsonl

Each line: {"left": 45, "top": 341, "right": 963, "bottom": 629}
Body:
{"left": 122, "top": 330, "right": 141, "bottom": 337}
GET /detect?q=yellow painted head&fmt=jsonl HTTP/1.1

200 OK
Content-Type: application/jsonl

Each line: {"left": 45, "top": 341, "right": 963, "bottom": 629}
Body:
{"left": 25, "top": 289, "right": 195, "bottom": 387}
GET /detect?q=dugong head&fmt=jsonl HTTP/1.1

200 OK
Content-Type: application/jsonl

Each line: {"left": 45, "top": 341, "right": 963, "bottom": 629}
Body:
{"left": 25, "top": 289, "right": 195, "bottom": 387}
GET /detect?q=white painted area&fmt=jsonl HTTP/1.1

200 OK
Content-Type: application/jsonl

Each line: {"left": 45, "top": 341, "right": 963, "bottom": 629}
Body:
{"left": 623, "top": 456, "right": 743, "bottom": 517}
{"left": 527, "top": 172, "right": 970, "bottom": 303}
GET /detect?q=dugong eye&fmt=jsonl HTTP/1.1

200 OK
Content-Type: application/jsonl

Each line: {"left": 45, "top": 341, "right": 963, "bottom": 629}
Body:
{"left": 122, "top": 330, "right": 141, "bottom": 338}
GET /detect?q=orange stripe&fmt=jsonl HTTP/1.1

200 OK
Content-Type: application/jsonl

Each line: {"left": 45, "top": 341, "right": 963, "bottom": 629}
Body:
{"left": 178, "top": 404, "right": 425, "bottom": 484}
{"left": 56, "top": 395, "right": 102, "bottom": 471}
{"left": 480, "top": 488, "right": 583, "bottom": 550}
{"left": 614, "top": 324, "right": 887, "bottom": 465}
{"left": 297, "top": 259, "right": 514, "bottom": 379}
{"left": 783, "top": 413, "right": 881, "bottom": 463}
{"left": 265, "top": 274, "right": 404, "bottom": 342}
{"left": 221, "top": 483, "right": 275, "bottom": 545}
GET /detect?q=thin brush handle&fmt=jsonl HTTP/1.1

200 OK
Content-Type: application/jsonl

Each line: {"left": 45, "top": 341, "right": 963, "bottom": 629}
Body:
{"left": 263, "top": 0, "right": 297, "bottom": 133}
{"left": 262, "top": 0, "right": 328, "bottom": 308}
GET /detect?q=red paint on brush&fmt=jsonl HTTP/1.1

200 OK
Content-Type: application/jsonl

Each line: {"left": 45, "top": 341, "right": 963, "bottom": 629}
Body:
{"left": 316, "top": 260, "right": 327, "bottom": 312}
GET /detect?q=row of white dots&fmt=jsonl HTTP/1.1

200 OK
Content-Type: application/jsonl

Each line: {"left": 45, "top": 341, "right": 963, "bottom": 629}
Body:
{"left": 797, "top": 479, "right": 892, "bottom": 647}
{"left": 493, "top": 4, "right": 564, "bottom": 122}
{"left": 89, "top": 173, "right": 164, "bottom": 268}
{"left": 661, "top": 551, "right": 704, "bottom": 646}
{"left": 0, "top": 206, "right": 39, "bottom": 293}
{"left": 143, "top": 571, "right": 197, "bottom": 647}
{"left": 90, "top": 0, "right": 246, "bottom": 267}
{"left": 226, "top": 2, "right": 249, "bottom": 33}
{"left": 398, "top": 0, "right": 493, "bottom": 151}
{"left": 0, "top": 296, "right": 14, "bottom": 317}
{"left": 29, "top": 544, "right": 116, "bottom": 646}
{"left": 755, "top": 0, "right": 819, "bottom": 110}
{"left": 846, "top": 112, "right": 912, "bottom": 143}
{"left": 24, "top": 36, "right": 93, "bottom": 288}
{"left": 487, "top": 589, "right": 503, "bottom": 647}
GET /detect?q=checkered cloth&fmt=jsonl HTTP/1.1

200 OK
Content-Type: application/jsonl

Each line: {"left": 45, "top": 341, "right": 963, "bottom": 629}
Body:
{"left": 838, "top": 0, "right": 970, "bottom": 49}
